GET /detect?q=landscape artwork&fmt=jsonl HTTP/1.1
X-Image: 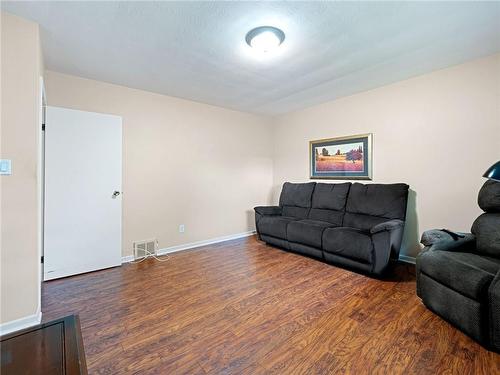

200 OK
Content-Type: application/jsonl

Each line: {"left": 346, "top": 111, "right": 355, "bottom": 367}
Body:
{"left": 310, "top": 134, "right": 372, "bottom": 180}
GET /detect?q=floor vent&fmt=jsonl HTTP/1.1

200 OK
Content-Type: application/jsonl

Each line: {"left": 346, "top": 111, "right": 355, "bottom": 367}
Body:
{"left": 133, "top": 239, "right": 157, "bottom": 260}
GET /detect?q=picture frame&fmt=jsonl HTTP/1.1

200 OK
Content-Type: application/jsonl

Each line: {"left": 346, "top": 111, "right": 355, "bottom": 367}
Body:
{"left": 310, "top": 133, "right": 372, "bottom": 180}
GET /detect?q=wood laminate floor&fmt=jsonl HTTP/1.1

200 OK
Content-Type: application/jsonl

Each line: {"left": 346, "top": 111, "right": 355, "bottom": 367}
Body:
{"left": 42, "top": 235, "right": 500, "bottom": 374}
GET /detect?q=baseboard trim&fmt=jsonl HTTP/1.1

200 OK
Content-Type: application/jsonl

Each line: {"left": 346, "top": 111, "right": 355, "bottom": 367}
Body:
{"left": 122, "top": 230, "right": 256, "bottom": 263}
{"left": 398, "top": 255, "right": 416, "bottom": 265}
{"left": 0, "top": 311, "right": 42, "bottom": 336}
{"left": 121, "top": 255, "right": 135, "bottom": 263}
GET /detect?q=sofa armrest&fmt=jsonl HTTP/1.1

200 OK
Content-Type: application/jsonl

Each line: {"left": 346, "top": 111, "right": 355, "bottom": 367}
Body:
{"left": 370, "top": 220, "right": 406, "bottom": 275}
{"left": 489, "top": 269, "right": 500, "bottom": 352}
{"left": 254, "top": 206, "right": 282, "bottom": 216}
{"left": 420, "top": 229, "right": 475, "bottom": 252}
{"left": 254, "top": 206, "right": 281, "bottom": 239}
{"left": 370, "top": 219, "right": 404, "bottom": 234}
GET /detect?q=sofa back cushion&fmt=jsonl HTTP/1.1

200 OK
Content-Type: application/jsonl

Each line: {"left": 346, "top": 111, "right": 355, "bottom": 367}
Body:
{"left": 344, "top": 183, "right": 409, "bottom": 231}
{"left": 472, "top": 213, "right": 500, "bottom": 257}
{"left": 473, "top": 180, "right": 500, "bottom": 257}
{"left": 279, "top": 182, "right": 316, "bottom": 219}
{"left": 478, "top": 180, "right": 500, "bottom": 213}
{"left": 308, "top": 183, "right": 351, "bottom": 225}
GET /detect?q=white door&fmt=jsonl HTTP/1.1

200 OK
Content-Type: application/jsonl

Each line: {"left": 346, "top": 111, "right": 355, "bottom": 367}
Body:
{"left": 44, "top": 106, "right": 122, "bottom": 280}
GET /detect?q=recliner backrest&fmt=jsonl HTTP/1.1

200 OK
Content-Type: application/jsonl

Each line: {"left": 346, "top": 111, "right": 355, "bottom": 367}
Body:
{"left": 344, "top": 183, "right": 409, "bottom": 231}
{"left": 472, "top": 180, "right": 500, "bottom": 257}
{"left": 279, "top": 182, "right": 316, "bottom": 219}
{"left": 308, "top": 183, "right": 351, "bottom": 225}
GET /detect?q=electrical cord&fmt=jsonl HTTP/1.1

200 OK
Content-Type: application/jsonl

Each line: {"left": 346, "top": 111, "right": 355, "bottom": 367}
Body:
{"left": 130, "top": 243, "right": 170, "bottom": 263}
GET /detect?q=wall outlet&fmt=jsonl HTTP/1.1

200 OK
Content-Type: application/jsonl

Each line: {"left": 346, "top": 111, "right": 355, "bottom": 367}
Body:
{"left": 179, "top": 224, "right": 185, "bottom": 233}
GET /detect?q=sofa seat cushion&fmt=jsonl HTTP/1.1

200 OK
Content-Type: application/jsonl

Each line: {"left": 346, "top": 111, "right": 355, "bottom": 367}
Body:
{"left": 257, "top": 216, "right": 297, "bottom": 239}
{"left": 322, "top": 227, "right": 373, "bottom": 264}
{"left": 419, "top": 250, "right": 500, "bottom": 301}
{"left": 287, "top": 219, "right": 334, "bottom": 248}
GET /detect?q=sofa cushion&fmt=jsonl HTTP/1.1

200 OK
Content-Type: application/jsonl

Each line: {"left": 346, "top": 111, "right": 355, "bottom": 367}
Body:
{"left": 279, "top": 182, "right": 316, "bottom": 208}
{"left": 308, "top": 182, "right": 350, "bottom": 225}
{"left": 419, "top": 250, "right": 500, "bottom": 300}
{"left": 471, "top": 213, "right": 500, "bottom": 257}
{"left": 322, "top": 227, "right": 373, "bottom": 264}
{"left": 311, "top": 183, "right": 351, "bottom": 210}
{"left": 346, "top": 183, "right": 409, "bottom": 219}
{"left": 289, "top": 242, "right": 323, "bottom": 259}
{"left": 343, "top": 213, "right": 387, "bottom": 232}
{"left": 279, "top": 182, "right": 316, "bottom": 219}
{"left": 478, "top": 180, "right": 500, "bottom": 213}
{"left": 308, "top": 209, "right": 344, "bottom": 226}
{"left": 344, "top": 183, "right": 409, "bottom": 231}
{"left": 281, "top": 206, "right": 310, "bottom": 219}
{"left": 257, "top": 216, "right": 296, "bottom": 239}
{"left": 287, "top": 219, "right": 334, "bottom": 248}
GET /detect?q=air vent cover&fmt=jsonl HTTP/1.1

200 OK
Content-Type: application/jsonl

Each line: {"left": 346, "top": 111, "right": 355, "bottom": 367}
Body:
{"left": 133, "top": 239, "right": 157, "bottom": 260}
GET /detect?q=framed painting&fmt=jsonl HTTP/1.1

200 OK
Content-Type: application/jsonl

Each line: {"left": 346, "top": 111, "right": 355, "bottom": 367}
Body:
{"left": 310, "top": 133, "right": 372, "bottom": 180}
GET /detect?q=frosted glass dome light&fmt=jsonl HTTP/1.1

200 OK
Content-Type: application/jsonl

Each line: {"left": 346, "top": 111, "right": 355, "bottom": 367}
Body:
{"left": 245, "top": 26, "right": 285, "bottom": 53}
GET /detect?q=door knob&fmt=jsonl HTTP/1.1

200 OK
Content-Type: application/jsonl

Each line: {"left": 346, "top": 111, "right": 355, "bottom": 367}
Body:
{"left": 112, "top": 191, "right": 121, "bottom": 198}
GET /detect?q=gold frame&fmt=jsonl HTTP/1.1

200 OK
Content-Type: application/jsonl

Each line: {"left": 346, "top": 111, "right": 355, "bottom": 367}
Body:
{"left": 309, "top": 133, "right": 373, "bottom": 180}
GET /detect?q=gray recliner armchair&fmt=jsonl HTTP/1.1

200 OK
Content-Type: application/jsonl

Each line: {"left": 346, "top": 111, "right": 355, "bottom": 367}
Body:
{"left": 416, "top": 180, "right": 500, "bottom": 352}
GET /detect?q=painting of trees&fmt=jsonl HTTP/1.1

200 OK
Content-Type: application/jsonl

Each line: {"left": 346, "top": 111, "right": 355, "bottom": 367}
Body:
{"left": 345, "top": 149, "right": 363, "bottom": 163}
{"left": 310, "top": 134, "right": 371, "bottom": 179}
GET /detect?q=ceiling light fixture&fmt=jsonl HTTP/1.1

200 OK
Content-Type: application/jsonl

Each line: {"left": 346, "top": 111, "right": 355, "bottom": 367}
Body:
{"left": 245, "top": 26, "right": 285, "bottom": 53}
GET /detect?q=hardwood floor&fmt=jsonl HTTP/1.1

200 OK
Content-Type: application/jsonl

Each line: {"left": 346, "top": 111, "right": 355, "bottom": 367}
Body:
{"left": 42, "top": 235, "right": 500, "bottom": 374}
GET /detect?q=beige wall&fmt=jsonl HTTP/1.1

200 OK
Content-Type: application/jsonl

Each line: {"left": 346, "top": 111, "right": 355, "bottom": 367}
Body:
{"left": 44, "top": 71, "right": 274, "bottom": 257}
{"left": 272, "top": 53, "right": 500, "bottom": 257}
{"left": 45, "top": 54, "right": 500, "bottom": 261}
{"left": 1, "top": 12, "right": 498, "bottom": 329}
{"left": 1, "top": 12, "right": 43, "bottom": 324}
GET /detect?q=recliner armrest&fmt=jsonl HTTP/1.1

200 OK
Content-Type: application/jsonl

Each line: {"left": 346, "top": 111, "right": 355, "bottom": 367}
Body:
{"left": 420, "top": 229, "right": 475, "bottom": 252}
{"left": 370, "top": 219, "right": 404, "bottom": 234}
{"left": 254, "top": 206, "right": 282, "bottom": 216}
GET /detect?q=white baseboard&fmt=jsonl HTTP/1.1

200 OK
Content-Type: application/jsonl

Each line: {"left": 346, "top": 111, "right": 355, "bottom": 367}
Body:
{"left": 0, "top": 311, "right": 42, "bottom": 336}
{"left": 122, "top": 230, "right": 256, "bottom": 263}
{"left": 398, "top": 255, "right": 416, "bottom": 264}
{"left": 121, "top": 254, "right": 135, "bottom": 263}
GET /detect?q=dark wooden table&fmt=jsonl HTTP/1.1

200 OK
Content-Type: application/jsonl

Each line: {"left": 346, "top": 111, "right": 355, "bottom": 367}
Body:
{"left": 1, "top": 315, "right": 87, "bottom": 375}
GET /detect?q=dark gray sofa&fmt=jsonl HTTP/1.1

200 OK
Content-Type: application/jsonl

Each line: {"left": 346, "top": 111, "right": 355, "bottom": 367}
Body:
{"left": 416, "top": 180, "right": 500, "bottom": 352}
{"left": 254, "top": 182, "right": 409, "bottom": 276}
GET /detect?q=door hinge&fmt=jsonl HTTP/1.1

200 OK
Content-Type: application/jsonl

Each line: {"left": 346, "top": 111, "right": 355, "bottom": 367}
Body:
{"left": 41, "top": 256, "right": 44, "bottom": 264}
{"left": 42, "top": 124, "right": 45, "bottom": 131}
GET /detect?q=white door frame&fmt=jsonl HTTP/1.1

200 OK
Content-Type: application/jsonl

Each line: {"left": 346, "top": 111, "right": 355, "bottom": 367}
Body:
{"left": 37, "top": 76, "right": 45, "bottom": 318}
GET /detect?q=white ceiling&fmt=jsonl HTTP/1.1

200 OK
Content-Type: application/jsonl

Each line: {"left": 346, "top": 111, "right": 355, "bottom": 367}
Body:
{"left": 2, "top": 1, "right": 500, "bottom": 115}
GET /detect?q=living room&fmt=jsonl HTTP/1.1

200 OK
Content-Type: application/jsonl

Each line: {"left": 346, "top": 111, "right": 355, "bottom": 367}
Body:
{"left": 1, "top": 1, "right": 499, "bottom": 374}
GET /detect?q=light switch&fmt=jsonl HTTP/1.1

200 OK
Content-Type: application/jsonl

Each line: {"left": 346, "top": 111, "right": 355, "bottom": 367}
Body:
{"left": 0, "top": 159, "right": 12, "bottom": 175}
